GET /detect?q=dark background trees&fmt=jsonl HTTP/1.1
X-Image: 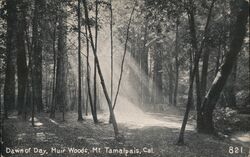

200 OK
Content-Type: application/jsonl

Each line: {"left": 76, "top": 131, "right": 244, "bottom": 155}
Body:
{"left": 3, "top": 0, "right": 17, "bottom": 119}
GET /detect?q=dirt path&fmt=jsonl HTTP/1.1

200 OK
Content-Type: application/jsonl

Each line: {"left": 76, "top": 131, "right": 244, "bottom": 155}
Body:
{"left": 2, "top": 112, "right": 250, "bottom": 157}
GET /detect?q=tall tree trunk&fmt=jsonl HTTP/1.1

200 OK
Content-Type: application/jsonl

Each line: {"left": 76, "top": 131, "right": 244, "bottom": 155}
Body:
{"left": 50, "top": 20, "right": 57, "bottom": 118}
{"left": 92, "top": 0, "right": 99, "bottom": 123}
{"left": 200, "top": 1, "right": 248, "bottom": 134}
{"left": 4, "top": 0, "right": 17, "bottom": 119}
{"left": 168, "top": 61, "right": 174, "bottom": 105}
{"left": 108, "top": 0, "right": 114, "bottom": 123}
{"left": 32, "top": 0, "right": 44, "bottom": 113}
{"left": 16, "top": 1, "right": 28, "bottom": 115}
{"left": 31, "top": 0, "right": 44, "bottom": 125}
{"left": 153, "top": 24, "right": 163, "bottom": 105}
{"left": 141, "top": 15, "right": 149, "bottom": 105}
{"left": 31, "top": 0, "right": 39, "bottom": 126}
{"left": 24, "top": 25, "right": 32, "bottom": 121}
{"left": 110, "top": 0, "right": 114, "bottom": 109}
{"left": 77, "top": 0, "right": 84, "bottom": 121}
{"left": 85, "top": 22, "right": 92, "bottom": 118}
{"left": 188, "top": 50, "right": 194, "bottom": 110}
{"left": 173, "top": 18, "right": 180, "bottom": 106}
{"left": 55, "top": 1, "right": 68, "bottom": 121}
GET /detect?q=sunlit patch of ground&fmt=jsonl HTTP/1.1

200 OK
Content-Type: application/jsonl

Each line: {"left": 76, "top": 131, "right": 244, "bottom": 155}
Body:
{"left": 111, "top": 99, "right": 195, "bottom": 130}
{"left": 2, "top": 111, "right": 249, "bottom": 157}
{"left": 231, "top": 131, "right": 250, "bottom": 147}
{"left": 17, "top": 133, "right": 26, "bottom": 141}
{"left": 48, "top": 118, "right": 59, "bottom": 125}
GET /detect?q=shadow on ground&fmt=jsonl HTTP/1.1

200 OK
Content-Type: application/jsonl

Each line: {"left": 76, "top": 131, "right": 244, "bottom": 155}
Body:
{"left": 2, "top": 112, "right": 249, "bottom": 157}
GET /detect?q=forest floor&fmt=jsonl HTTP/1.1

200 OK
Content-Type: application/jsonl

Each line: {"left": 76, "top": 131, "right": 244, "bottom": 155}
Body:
{"left": 2, "top": 107, "right": 250, "bottom": 157}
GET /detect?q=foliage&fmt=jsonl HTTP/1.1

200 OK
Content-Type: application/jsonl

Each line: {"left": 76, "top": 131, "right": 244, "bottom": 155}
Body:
{"left": 213, "top": 107, "right": 247, "bottom": 134}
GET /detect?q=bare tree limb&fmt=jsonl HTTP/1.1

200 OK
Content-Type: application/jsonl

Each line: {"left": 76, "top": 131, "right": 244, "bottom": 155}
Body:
{"left": 112, "top": 3, "right": 136, "bottom": 110}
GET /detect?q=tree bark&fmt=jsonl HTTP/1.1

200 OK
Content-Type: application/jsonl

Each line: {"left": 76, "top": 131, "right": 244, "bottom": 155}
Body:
{"left": 200, "top": 1, "right": 248, "bottom": 133}
{"left": 50, "top": 20, "right": 57, "bottom": 119}
{"left": 77, "top": 0, "right": 84, "bottom": 121}
{"left": 153, "top": 24, "right": 163, "bottom": 104}
{"left": 141, "top": 15, "right": 149, "bottom": 105}
{"left": 16, "top": 1, "right": 28, "bottom": 115}
{"left": 93, "top": 0, "right": 99, "bottom": 123}
{"left": 223, "top": 0, "right": 239, "bottom": 108}
{"left": 200, "top": 47, "right": 210, "bottom": 102}
{"left": 168, "top": 60, "right": 174, "bottom": 105}
{"left": 32, "top": 0, "right": 44, "bottom": 113}
{"left": 55, "top": 1, "right": 68, "bottom": 121}
{"left": 85, "top": 21, "right": 93, "bottom": 118}
{"left": 110, "top": 0, "right": 114, "bottom": 109}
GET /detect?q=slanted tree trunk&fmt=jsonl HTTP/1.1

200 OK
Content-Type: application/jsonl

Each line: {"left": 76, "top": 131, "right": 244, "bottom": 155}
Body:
{"left": 200, "top": 1, "right": 248, "bottom": 134}
{"left": 200, "top": 47, "right": 210, "bottom": 102}
{"left": 4, "top": 0, "right": 17, "bottom": 119}
{"left": 108, "top": 4, "right": 135, "bottom": 123}
{"left": 83, "top": 8, "right": 98, "bottom": 124}
{"left": 178, "top": 0, "right": 215, "bottom": 144}
{"left": 223, "top": 0, "right": 239, "bottom": 108}
{"left": 112, "top": 5, "right": 135, "bottom": 110}
{"left": 196, "top": 0, "right": 216, "bottom": 132}
{"left": 215, "top": 43, "right": 222, "bottom": 74}
{"left": 82, "top": 0, "right": 120, "bottom": 140}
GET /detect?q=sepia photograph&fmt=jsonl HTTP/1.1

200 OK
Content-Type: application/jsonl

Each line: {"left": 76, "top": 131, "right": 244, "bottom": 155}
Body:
{"left": 0, "top": 0, "right": 249, "bottom": 156}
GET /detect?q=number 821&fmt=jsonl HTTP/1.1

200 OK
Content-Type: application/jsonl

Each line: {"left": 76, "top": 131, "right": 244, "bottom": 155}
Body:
{"left": 229, "top": 146, "right": 243, "bottom": 154}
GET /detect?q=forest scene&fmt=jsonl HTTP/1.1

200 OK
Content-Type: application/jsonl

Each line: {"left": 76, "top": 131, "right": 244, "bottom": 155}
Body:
{"left": 0, "top": 0, "right": 249, "bottom": 156}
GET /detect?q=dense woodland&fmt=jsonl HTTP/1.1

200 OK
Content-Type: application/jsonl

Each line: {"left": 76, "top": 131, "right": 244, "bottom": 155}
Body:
{"left": 0, "top": 0, "right": 249, "bottom": 156}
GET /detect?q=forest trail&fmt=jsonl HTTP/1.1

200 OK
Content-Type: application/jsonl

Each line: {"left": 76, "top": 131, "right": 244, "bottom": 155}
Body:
{"left": 3, "top": 110, "right": 249, "bottom": 157}
{"left": 114, "top": 101, "right": 194, "bottom": 130}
